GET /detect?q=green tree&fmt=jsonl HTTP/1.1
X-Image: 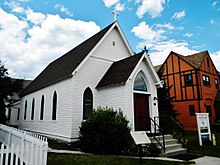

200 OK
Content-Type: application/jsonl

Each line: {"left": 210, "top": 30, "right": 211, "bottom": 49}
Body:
{"left": 79, "top": 107, "right": 132, "bottom": 155}
{"left": 157, "top": 66, "right": 179, "bottom": 121}
{"left": 0, "top": 61, "right": 23, "bottom": 124}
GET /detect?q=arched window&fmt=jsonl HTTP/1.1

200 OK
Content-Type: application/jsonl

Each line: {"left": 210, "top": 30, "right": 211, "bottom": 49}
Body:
{"left": 52, "top": 91, "right": 57, "bottom": 120}
{"left": 31, "top": 98, "right": 35, "bottom": 120}
{"left": 83, "top": 88, "right": 93, "bottom": 120}
{"left": 24, "top": 100, "right": 27, "bottom": 120}
{"left": 133, "top": 72, "right": 148, "bottom": 92}
{"left": 40, "top": 95, "right": 45, "bottom": 120}
{"left": 17, "top": 108, "right": 20, "bottom": 120}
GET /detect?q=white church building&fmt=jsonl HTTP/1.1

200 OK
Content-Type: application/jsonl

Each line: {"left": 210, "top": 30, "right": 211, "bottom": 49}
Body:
{"left": 19, "top": 21, "right": 162, "bottom": 142}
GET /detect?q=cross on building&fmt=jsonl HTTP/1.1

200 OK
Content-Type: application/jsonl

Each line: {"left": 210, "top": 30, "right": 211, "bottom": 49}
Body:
{"left": 112, "top": 8, "right": 119, "bottom": 21}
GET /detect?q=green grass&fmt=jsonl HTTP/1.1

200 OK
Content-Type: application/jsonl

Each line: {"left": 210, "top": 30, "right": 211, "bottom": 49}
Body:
{"left": 47, "top": 130, "right": 220, "bottom": 164}
{"left": 47, "top": 153, "right": 191, "bottom": 165}
{"left": 186, "top": 130, "right": 220, "bottom": 157}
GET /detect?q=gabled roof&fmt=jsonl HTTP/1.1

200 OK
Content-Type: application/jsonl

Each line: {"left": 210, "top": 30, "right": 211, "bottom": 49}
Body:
{"left": 154, "top": 65, "right": 162, "bottom": 72}
{"left": 179, "top": 51, "right": 207, "bottom": 69}
{"left": 158, "top": 50, "right": 217, "bottom": 72}
{"left": 22, "top": 22, "right": 116, "bottom": 96}
{"left": 96, "top": 52, "right": 144, "bottom": 89}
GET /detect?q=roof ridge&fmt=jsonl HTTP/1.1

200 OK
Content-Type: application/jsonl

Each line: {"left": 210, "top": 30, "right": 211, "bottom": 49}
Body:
{"left": 22, "top": 22, "right": 115, "bottom": 96}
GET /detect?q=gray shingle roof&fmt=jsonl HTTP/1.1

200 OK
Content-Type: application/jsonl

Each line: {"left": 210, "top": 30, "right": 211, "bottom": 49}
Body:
{"left": 22, "top": 22, "right": 115, "bottom": 96}
{"left": 96, "top": 51, "right": 144, "bottom": 89}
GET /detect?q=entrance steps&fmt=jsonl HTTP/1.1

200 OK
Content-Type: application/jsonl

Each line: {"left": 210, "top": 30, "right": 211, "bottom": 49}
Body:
{"left": 150, "top": 134, "right": 187, "bottom": 157}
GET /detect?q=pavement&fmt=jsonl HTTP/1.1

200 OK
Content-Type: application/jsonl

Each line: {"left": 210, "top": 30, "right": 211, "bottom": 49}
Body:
{"left": 192, "top": 156, "right": 220, "bottom": 165}
{"left": 48, "top": 148, "right": 220, "bottom": 164}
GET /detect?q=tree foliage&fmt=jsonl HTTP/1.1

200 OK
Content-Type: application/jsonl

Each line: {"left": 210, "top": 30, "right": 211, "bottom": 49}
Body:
{"left": 79, "top": 107, "right": 132, "bottom": 155}
{"left": 0, "top": 61, "right": 23, "bottom": 124}
{"left": 157, "top": 66, "right": 179, "bottom": 121}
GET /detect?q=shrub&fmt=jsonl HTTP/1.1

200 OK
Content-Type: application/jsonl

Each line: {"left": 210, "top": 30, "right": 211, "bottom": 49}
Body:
{"left": 79, "top": 107, "right": 131, "bottom": 155}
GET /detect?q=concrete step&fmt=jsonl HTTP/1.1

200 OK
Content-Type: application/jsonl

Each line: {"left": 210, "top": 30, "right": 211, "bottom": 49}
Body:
{"left": 150, "top": 134, "right": 187, "bottom": 156}
{"left": 151, "top": 137, "right": 178, "bottom": 145}
{"left": 162, "top": 143, "right": 183, "bottom": 153}
{"left": 160, "top": 148, "right": 187, "bottom": 157}
{"left": 150, "top": 134, "right": 173, "bottom": 142}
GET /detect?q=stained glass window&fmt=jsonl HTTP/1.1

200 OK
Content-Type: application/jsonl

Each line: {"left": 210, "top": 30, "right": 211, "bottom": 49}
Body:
{"left": 133, "top": 73, "right": 148, "bottom": 92}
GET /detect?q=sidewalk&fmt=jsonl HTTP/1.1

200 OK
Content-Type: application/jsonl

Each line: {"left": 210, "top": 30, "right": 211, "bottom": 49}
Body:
{"left": 192, "top": 156, "right": 220, "bottom": 165}
{"left": 48, "top": 148, "right": 220, "bottom": 164}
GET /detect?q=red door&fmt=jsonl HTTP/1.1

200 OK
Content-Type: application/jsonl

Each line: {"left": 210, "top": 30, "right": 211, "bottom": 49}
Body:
{"left": 134, "top": 93, "right": 150, "bottom": 131}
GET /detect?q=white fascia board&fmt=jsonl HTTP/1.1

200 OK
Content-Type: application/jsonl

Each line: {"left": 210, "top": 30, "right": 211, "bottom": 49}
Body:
{"left": 126, "top": 52, "right": 163, "bottom": 88}
{"left": 114, "top": 21, "right": 133, "bottom": 56}
{"left": 143, "top": 52, "right": 163, "bottom": 88}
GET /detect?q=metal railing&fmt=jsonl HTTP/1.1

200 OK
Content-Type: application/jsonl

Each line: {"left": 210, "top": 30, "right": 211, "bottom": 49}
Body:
{"left": 149, "top": 117, "right": 165, "bottom": 153}
{"left": 157, "top": 112, "right": 186, "bottom": 147}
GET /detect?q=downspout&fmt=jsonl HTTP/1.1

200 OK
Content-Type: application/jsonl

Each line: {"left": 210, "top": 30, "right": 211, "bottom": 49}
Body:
{"left": 195, "top": 69, "right": 201, "bottom": 113}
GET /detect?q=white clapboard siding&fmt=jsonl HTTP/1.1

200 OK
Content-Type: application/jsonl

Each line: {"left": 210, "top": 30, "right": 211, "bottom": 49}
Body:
{"left": 0, "top": 124, "right": 48, "bottom": 165}
{"left": 93, "top": 28, "right": 131, "bottom": 61}
{"left": 19, "top": 77, "right": 74, "bottom": 141}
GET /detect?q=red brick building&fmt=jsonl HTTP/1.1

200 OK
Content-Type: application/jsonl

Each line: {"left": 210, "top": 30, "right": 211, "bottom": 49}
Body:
{"left": 157, "top": 50, "right": 220, "bottom": 130}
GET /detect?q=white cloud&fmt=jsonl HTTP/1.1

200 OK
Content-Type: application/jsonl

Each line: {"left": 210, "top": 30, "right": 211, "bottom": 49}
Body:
{"left": 149, "top": 40, "right": 198, "bottom": 66}
{"left": 155, "top": 23, "right": 174, "bottom": 30}
{"left": 136, "top": 0, "right": 167, "bottom": 18}
{"left": 131, "top": 21, "right": 198, "bottom": 66}
{"left": 171, "top": 10, "right": 186, "bottom": 20}
{"left": 26, "top": 8, "right": 46, "bottom": 25}
{"left": 183, "top": 33, "right": 193, "bottom": 38}
{"left": 103, "top": 0, "right": 119, "bottom": 7}
{"left": 131, "top": 22, "right": 165, "bottom": 42}
{"left": 115, "top": 3, "right": 125, "bottom": 11}
{"left": 4, "top": 0, "right": 25, "bottom": 13}
{"left": 55, "top": 4, "right": 74, "bottom": 17}
{"left": 0, "top": 7, "right": 100, "bottom": 79}
{"left": 211, "top": 50, "right": 220, "bottom": 71}
{"left": 211, "top": 1, "right": 218, "bottom": 7}
{"left": 210, "top": 19, "right": 215, "bottom": 24}
{"left": 131, "top": 22, "right": 176, "bottom": 44}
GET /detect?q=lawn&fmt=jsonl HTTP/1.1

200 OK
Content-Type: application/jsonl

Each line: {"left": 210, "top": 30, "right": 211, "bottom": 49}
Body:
{"left": 47, "top": 153, "right": 191, "bottom": 165}
{"left": 47, "top": 130, "right": 220, "bottom": 164}
{"left": 186, "top": 130, "right": 220, "bottom": 157}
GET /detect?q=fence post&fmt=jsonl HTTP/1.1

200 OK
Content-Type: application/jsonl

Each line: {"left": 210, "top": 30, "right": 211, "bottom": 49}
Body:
{"left": 43, "top": 142, "right": 48, "bottom": 165}
{"left": 20, "top": 132, "right": 25, "bottom": 165}
{"left": 8, "top": 127, "right": 12, "bottom": 147}
{"left": 10, "top": 143, "right": 15, "bottom": 165}
{"left": 15, "top": 145, "right": 19, "bottom": 165}
{"left": 1, "top": 144, "right": 4, "bottom": 165}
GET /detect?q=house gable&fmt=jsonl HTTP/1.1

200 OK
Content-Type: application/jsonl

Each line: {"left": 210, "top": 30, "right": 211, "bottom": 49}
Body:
{"left": 92, "top": 23, "right": 132, "bottom": 61}
{"left": 198, "top": 51, "right": 219, "bottom": 75}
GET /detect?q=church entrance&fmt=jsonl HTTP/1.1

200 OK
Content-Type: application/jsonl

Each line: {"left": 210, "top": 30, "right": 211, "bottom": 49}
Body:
{"left": 134, "top": 93, "right": 150, "bottom": 131}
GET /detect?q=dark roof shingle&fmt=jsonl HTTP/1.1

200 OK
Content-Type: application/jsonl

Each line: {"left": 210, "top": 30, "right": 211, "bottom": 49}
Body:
{"left": 22, "top": 22, "right": 115, "bottom": 96}
{"left": 179, "top": 51, "right": 207, "bottom": 69}
{"left": 96, "top": 52, "right": 144, "bottom": 89}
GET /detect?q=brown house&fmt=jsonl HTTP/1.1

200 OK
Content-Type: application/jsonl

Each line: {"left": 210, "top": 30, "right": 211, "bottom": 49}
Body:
{"left": 157, "top": 50, "right": 220, "bottom": 130}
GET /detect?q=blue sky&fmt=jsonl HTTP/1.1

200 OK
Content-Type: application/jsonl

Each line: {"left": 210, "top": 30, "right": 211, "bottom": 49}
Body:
{"left": 0, "top": 0, "right": 220, "bottom": 79}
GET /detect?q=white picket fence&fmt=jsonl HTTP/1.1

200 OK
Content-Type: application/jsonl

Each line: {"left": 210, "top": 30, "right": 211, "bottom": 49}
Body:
{"left": 0, "top": 124, "right": 48, "bottom": 165}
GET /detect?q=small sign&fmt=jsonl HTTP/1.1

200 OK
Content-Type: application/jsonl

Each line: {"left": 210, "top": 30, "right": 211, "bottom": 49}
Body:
{"left": 196, "top": 113, "right": 211, "bottom": 146}
{"left": 130, "top": 131, "right": 151, "bottom": 145}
